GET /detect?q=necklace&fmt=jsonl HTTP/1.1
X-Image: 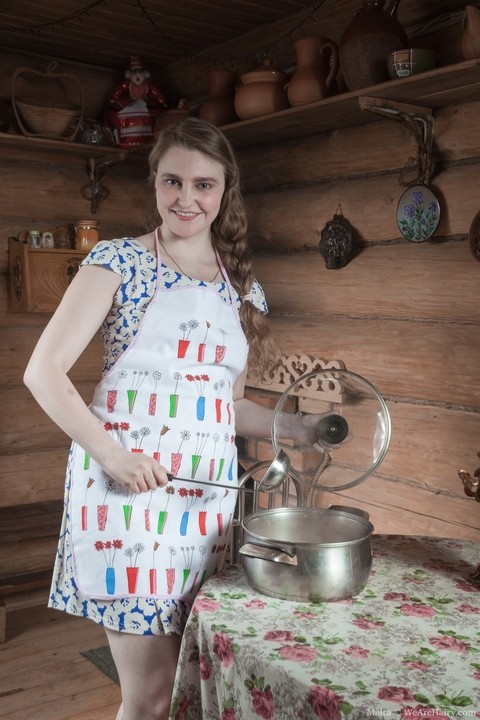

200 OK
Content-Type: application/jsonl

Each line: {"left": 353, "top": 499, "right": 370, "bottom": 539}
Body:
{"left": 160, "top": 241, "right": 220, "bottom": 283}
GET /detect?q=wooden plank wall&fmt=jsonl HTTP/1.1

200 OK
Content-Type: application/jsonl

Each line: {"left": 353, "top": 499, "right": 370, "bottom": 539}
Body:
{"left": 1, "top": 0, "right": 479, "bottom": 546}
{"left": 238, "top": 98, "right": 480, "bottom": 543}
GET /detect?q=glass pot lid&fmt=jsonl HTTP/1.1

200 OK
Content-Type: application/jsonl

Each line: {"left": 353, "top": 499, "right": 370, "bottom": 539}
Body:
{"left": 272, "top": 369, "right": 391, "bottom": 492}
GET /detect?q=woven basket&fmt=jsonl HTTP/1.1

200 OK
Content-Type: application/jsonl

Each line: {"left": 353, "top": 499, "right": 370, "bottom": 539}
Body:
{"left": 16, "top": 99, "right": 79, "bottom": 138}
{"left": 12, "top": 62, "right": 84, "bottom": 141}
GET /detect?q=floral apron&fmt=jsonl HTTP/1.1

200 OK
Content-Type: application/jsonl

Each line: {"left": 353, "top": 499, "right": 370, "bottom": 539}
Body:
{"left": 69, "top": 235, "right": 248, "bottom": 601}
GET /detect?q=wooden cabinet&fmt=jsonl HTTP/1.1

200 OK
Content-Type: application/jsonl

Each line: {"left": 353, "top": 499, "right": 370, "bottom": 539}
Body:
{"left": 9, "top": 238, "right": 86, "bottom": 312}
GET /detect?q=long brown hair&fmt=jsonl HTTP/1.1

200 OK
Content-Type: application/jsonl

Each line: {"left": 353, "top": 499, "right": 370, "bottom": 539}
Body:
{"left": 147, "top": 117, "right": 280, "bottom": 379}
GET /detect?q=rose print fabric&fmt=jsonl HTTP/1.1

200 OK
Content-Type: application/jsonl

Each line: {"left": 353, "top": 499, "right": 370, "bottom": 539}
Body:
{"left": 169, "top": 535, "right": 480, "bottom": 719}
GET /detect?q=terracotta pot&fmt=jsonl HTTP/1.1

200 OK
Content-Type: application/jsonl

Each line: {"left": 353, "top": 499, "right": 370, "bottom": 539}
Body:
{"left": 339, "top": 0, "right": 408, "bottom": 91}
{"left": 154, "top": 100, "right": 190, "bottom": 135}
{"left": 462, "top": 5, "right": 480, "bottom": 60}
{"left": 287, "top": 36, "right": 339, "bottom": 107}
{"left": 199, "top": 69, "right": 238, "bottom": 126}
{"left": 234, "top": 60, "right": 290, "bottom": 120}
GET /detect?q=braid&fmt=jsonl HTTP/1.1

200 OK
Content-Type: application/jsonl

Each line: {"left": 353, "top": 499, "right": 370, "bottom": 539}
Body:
{"left": 214, "top": 191, "right": 280, "bottom": 380}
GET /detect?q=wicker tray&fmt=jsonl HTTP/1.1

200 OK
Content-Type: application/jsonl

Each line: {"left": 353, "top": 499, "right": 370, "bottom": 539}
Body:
{"left": 12, "top": 62, "right": 84, "bottom": 141}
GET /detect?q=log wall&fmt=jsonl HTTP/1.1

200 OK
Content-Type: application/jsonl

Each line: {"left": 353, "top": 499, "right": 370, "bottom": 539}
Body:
{"left": 239, "top": 100, "right": 480, "bottom": 542}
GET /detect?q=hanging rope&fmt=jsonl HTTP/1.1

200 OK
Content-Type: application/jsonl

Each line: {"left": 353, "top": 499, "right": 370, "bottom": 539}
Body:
{"left": 362, "top": 103, "right": 435, "bottom": 187}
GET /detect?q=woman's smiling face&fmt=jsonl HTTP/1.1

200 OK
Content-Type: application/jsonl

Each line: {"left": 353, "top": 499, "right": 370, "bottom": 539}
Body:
{"left": 155, "top": 146, "right": 226, "bottom": 240}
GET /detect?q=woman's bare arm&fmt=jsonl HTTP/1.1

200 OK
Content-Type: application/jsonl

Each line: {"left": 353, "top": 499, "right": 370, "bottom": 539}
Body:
{"left": 233, "top": 372, "right": 325, "bottom": 445}
{"left": 24, "top": 264, "right": 168, "bottom": 493}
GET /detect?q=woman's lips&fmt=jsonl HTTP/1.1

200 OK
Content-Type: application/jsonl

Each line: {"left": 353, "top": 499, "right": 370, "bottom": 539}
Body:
{"left": 172, "top": 210, "right": 199, "bottom": 221}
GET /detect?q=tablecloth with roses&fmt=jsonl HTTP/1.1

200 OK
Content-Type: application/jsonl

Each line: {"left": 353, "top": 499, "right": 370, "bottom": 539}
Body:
{"left": 169, "top": 534, "right": 480, "bottom": 720}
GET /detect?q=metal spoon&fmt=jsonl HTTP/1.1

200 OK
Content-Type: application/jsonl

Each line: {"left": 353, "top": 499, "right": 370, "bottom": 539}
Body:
{"left": 167, "top": 448, "right": 291, "bottom": 494}
{"left": 256, "top": 448, "right": 291, "bottom": 491}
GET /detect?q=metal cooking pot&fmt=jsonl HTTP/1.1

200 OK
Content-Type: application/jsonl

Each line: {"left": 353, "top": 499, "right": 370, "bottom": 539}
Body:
{"left": 240, "top": 506, "right": 373, "bottom": 602}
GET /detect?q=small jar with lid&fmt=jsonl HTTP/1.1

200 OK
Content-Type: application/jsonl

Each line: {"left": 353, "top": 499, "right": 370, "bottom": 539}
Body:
{"left": 234, "top": 59, "right": 290, "bottom": 120}
{"left": 27, "top": 230, "right": 41, "bottom": 248}
{"left": 75, "top": 220, "right": 99, "bottom": 252}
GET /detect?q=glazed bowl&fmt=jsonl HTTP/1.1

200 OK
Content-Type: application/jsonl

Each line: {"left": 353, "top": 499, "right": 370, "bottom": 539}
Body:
{"left": 387, "top": 48, "right": 436, "bottom": 80}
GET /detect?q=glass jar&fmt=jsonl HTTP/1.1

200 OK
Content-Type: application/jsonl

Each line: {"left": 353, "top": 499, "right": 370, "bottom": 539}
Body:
{"left": 75, "top": 220, "right": 99, "bottom": 252}
{"left": 27, "top": 230, "right": 41, "bottom": 248}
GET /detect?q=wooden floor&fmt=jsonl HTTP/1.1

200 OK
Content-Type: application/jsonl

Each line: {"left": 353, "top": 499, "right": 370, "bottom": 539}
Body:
{"left": 1, "top": 604, "right": 121, "bottom": 720}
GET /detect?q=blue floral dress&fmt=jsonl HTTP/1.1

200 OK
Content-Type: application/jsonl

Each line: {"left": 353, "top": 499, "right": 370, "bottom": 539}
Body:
{"left": 48, "top": 237, "right": 267, "bottom": 636}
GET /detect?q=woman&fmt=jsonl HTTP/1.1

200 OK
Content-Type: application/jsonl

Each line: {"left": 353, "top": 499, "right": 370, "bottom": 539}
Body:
{"left": 24, "top": 118, "right": 308, "bottom": 720}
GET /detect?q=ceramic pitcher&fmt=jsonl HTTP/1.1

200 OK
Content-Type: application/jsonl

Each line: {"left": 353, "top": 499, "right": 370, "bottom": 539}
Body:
{"left": 461, "top": 5, "right": 480, "bottom": 60}
{"left": 287, "top": 36, "right": 339, "bottom": 106}
{"left": 199, "top": 69, "right": 238, "bottom": 126}
{"left": 339, "top": 0, "right": 408, "bottom": 91}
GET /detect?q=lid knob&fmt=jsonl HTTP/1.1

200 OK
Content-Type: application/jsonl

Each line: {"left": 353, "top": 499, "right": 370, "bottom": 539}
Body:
{"left": 316, "top": 414, "right": 349, "bottom": 446}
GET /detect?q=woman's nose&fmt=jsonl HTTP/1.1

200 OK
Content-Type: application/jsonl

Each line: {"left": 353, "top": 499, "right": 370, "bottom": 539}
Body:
{"left": 178, "top": 185, "right": 194, "bottom": 207}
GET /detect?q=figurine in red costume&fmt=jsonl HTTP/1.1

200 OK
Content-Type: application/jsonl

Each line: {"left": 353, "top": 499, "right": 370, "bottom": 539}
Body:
{"left": 106, "top": 55, "right": 168, "bottom": 148}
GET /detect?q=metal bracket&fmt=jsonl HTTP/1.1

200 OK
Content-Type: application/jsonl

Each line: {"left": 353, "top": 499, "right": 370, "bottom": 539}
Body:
{"left": 359, "top": 97, "right": 436, "bottom": 187}
{"left": 80, "top": 156, "right": 124, "bottom": 214}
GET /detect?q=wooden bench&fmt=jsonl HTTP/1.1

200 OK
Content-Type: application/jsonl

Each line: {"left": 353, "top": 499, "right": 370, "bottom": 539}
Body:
{"left": 0, "top": 499, "right": 63, "bottom": 642}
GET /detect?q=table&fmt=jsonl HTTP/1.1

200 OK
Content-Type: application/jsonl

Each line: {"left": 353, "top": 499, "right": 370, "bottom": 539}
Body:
{"left": 169, "top": 535, "right": 480, "bottom": 720}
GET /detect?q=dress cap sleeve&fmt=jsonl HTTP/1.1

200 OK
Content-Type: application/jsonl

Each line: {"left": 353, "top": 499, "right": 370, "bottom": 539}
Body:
{"left": 246, "top": 279, "right": 268, "bottom": 314}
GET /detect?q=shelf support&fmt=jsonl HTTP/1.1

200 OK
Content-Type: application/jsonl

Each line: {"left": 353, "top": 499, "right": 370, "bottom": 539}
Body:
{"left": 80, "top": 156, "right": 124, "bottom": 214}
{"left": 359, "top": 96, "right": 436, "bottom": 187}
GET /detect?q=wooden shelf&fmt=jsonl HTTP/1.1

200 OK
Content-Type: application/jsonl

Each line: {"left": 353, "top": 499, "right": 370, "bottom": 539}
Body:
{"left": 2, "top": 60, "right": 477, "bottom": 161}
{"left": 0, "top": 132, "right": 127, "bottom": 163}
{"left": 220, "top": 59, "right": 480, "bottom": 149}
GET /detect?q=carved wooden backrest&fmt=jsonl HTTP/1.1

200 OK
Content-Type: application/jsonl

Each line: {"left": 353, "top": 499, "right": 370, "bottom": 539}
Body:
{"left": 246, "top": 353, "right": 345, "bottom": 405}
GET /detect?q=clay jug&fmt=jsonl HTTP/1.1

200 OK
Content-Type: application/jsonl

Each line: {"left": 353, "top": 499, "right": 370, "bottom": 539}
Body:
{"left": 234, "top": 59, "right": 290, "bottom": 120}
{"left": 154, "top": 99, "right": 190, "bottom": 136}
{"left": 287, "top": 36, "right": 340, "bottom": 107}
{"left": 339, "top": 0, "right": 408, "bottom": 91}
{"left": 461, "top": 5, "right": 480, "bottom": 60}
{"left": 199, "top": 69, "right": 238, "bottom": 126}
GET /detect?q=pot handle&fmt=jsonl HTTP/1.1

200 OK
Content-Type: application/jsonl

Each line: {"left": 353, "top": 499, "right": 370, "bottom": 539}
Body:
{"left": 239, "top": 543, "right": 298, "bottom": 566}
{"left": 328, "top": 505, "right": 370, "bottom": 522}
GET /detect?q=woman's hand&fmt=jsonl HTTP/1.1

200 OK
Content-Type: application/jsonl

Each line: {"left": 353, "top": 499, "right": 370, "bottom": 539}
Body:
{"left": 278, "top": 411, "right": 350, "bottom": 451}
{"left": 102, "top": 445, "right": 170, "bottom": 494}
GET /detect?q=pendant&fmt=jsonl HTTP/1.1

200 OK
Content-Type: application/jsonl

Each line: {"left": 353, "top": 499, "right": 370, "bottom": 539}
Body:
{"left": 396, "top": 184, "right": 440, "bottom": 243}
{"left": 317, "top": 206, "right": 355, "bottom": 269}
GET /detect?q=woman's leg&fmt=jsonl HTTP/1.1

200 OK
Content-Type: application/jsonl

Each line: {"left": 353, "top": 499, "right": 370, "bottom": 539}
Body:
{"left": 105, "top": 628, "right": 182, "bottom": 720}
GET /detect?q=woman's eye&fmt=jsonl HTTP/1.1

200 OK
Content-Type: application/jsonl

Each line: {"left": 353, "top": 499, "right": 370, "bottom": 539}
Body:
{"left": 199, "top": 182, "right": 211, "bottom": 190}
